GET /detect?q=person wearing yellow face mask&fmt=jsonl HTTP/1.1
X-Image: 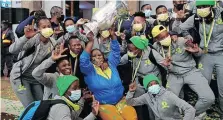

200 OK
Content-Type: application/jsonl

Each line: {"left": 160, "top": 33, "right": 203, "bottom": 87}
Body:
{"left": 172, "top": 1, "right": 223, "bottom": 118}
{"left": 153, "top": 5, "right": 193, "bottom": 41}
{"left": 120, "top": 35, "right": 171, "bottom": 120}
{"left": 9, "top": 17, "right": 57, "bottom": 107}
{"left": 152, "top": 25, "right": 215, "bottom": 119}
{"left": 132, "top": 12, "right": 153, "bottom": 44}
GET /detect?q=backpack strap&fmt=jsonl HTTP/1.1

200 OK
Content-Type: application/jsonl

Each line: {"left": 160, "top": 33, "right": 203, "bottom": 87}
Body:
{"left": 32, "top": 100, "right": 67, "bottom": 120}
{"left": 148, "top": 45, "right": 167, "bottom": 87}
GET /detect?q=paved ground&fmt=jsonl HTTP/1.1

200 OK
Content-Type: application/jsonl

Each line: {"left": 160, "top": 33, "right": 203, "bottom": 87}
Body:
{"left": 1, "top": 77, "right": 23, "bottom": 120}
{"left": 0, "top": 77, "right": 222, "bottom": 120}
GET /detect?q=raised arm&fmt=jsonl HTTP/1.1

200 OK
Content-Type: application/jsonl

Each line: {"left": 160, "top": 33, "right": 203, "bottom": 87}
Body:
{"left": 32, "top": 43, "right": 68, "bottom": 87}
{"left": 172, "top": 15, "right": 195, "bottom": 34}
{"left": 9, "top": 22, "right": 39, "bottom": 54}
{"left": 15, "top": 16, "right": 35, "bottom": 38}
{"left": 80, "top": 33, "right": 95, "bottom": 75}
{"left": 107, "top": 26, "right": 121, "bottom": 67}
{"left": 126, "top": 81, "right": 147, "bottom": 106}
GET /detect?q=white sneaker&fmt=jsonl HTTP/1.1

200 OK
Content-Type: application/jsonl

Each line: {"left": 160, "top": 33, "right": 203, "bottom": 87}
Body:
{"left": 194, "top": 112, "right": 207, "bottom": 120}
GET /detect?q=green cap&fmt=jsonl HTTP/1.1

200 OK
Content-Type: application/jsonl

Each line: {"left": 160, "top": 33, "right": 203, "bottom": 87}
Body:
{"left": 130, "top": 36, "right": 149, "bottom": 50}
{"left": 56, "top": 75, "right": 79, "bottom": 96}
{"left": 143, "top": 74, "right": 161, "bottom": 89}
{"left": 196, "top": 0, "right": 215, "bottom": 6}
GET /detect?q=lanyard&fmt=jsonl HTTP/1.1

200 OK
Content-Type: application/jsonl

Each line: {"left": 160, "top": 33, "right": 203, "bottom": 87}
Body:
{"left": 161, "top": 45, "right": 171, "bottom": 58}
{"left": 202, "top": 18, "right": 215, "bottom": 53}
{"left": 117, "top": 19, "right": 123, "bottom": 33}
{"left": 69, "top": 57, "right": 78, "bottom": 75}
{"left": 132, "top": 55, "right": 143, "bottom": 82}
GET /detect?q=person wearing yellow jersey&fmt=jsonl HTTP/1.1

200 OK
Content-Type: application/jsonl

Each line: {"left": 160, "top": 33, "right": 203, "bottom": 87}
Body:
{"left": 152, "top": 25, "right": 215, "bottom": 119}
{"left": 1, "top": 21, "right": 15, "bottom": 77}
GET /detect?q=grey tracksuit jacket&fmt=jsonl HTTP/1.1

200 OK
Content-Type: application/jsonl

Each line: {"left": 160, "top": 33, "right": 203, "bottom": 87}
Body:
{"left": 9, "top": 34, "right": 57, "bottom": 107}
{"left": 32, "top": 57, "right": 59, "bottom": 100}
{"left": 172, "top": 7, "right": 223, "bottom": 117}
{"left": 172, "top": 7, "right": 223, "bottom": 53}
{"left": 153, "top": 37, "right": 196, "bottom": 75}
{"left": 120, "top": 46, "right": 166, "bottom": 78}
{"left": 126, "top": 87, "right": 196, "bottom": 120}
{"left": 153, "top": 37, "right": 215, "bottom": 115}
{"left": 47, "top": 95, "right": 96, "bottom": 120}
{"left": 9, "top": 34, "right": 56, "bottom": 81}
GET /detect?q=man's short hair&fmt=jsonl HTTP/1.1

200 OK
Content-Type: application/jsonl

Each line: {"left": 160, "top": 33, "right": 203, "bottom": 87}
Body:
{"left": 133, "top": 12, "right": 146, "bottom": 18}
{"left": 50, "top": 6, "right": 63, "bottom": 17}
{"left": 156, "top": 5, "right": 167, "bottom": 13}
{"left": 141, "top": 4, "right": 151, "bottom": 11}
{"left": 36, "top": 16, "right": 50, "bottom": 27}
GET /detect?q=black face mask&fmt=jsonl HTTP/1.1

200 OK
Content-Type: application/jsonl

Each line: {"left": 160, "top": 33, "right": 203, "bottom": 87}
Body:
{"left": 175, "top": 4, "right": 185, "bottom": 11}
{"left": 51, "top": 22, "right": 59, "bottom": 29}
{"left": 57, "top": 15, "right": 65, "bottom": 22}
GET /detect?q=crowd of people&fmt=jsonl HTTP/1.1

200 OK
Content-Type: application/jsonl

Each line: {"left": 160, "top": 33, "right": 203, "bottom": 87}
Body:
{"left": 1, "top": 0, "right": 223, "bottom": 119}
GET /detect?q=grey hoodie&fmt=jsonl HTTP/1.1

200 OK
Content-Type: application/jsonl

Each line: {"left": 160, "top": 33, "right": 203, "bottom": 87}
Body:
{"left": 32, "top": 57, "right": 59, "bottom": 100}
{"left": 126, "top": 87, "right": 196, "bottom": 120}
{"left": 47, "top": 95, "right": 96, "bottom": 120}
{"left": 172, "top": 7, "right": 223, "bottom": 53}
{"left": 120, "top": 46, "right": 167, "bottom": 78}
{"left": 153, "top": 37, "right": 197, "bottom": 75}
{"left": 9, "top": 34, "right": 56, "bottom": 81}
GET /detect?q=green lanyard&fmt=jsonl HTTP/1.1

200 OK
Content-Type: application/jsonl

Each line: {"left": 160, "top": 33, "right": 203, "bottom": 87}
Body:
{"left": 117, "top": 19, "right": 123, "bottom": 35}
{"left": 202, "top": 18, "right": 215, "bottom": 53}
{"left": 132, "top": 55, "right": 143, "bottom": 82}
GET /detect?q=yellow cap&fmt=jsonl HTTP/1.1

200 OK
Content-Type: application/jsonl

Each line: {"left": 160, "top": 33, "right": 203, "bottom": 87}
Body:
{"left": 152, "top": 25, "right": 167, "bottom": 38}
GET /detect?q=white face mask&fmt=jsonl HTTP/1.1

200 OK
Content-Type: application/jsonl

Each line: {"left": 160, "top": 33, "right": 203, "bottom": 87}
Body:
{"left": 68, "top": 90, "right": 81, "bottom": 102}
{"left": 148, "top": 84, "right": 161, "bottom": 94}
{"left": 144, "top": 9, "right": 152, "bottom": 17}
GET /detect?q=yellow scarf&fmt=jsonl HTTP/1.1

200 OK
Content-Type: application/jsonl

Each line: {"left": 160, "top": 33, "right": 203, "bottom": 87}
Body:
{"left": 70, "top": 51, "right": 78, "bottom": 58}
{"left": 93, "top": 65, "right": 112, "bottom": 79}
{"left": 62, "top": 96, "right": 80, "bottom": 111}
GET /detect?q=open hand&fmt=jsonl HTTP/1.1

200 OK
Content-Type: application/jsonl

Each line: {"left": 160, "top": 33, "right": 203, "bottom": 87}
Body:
{"left": 185, "top": 43, "right": 200, "bottom": 53}
{"left": 92, "top": 95, "right": 100, "bottom": 116}
{"left": 51, "top": 41, "right": 68, "bottom": 61}
{"left": 24, "top": 19, "right": 38, "bottom": 39}
{"left": 160, "top": 56, "right": 172, "bottom": 67}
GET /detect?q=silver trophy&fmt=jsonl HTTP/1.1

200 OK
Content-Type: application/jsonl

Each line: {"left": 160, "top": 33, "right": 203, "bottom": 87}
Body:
{"left": 83, "top": 1, "right": 128, "bottom": 37}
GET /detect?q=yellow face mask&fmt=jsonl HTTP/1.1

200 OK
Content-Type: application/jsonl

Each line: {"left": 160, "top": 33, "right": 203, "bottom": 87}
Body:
{"left": 40, "top": 28, "right": 54, "bottom": 38}
{"left": 127, "top": 51, "right": 137, "bottom": 58}
{"left": 101, "top": 30, "right": 110, "bottom": 39}
{"left": 160, "top": 35, "right": 171, "bottom": 46}
{"left": 157, "top": 13, "right": 169, "bottom": 22}
{"left": 197, "top": 7, "right": 211, "bottom": 18}
{"left": 133, "top": 24, "right": 143, "bottom": 32}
